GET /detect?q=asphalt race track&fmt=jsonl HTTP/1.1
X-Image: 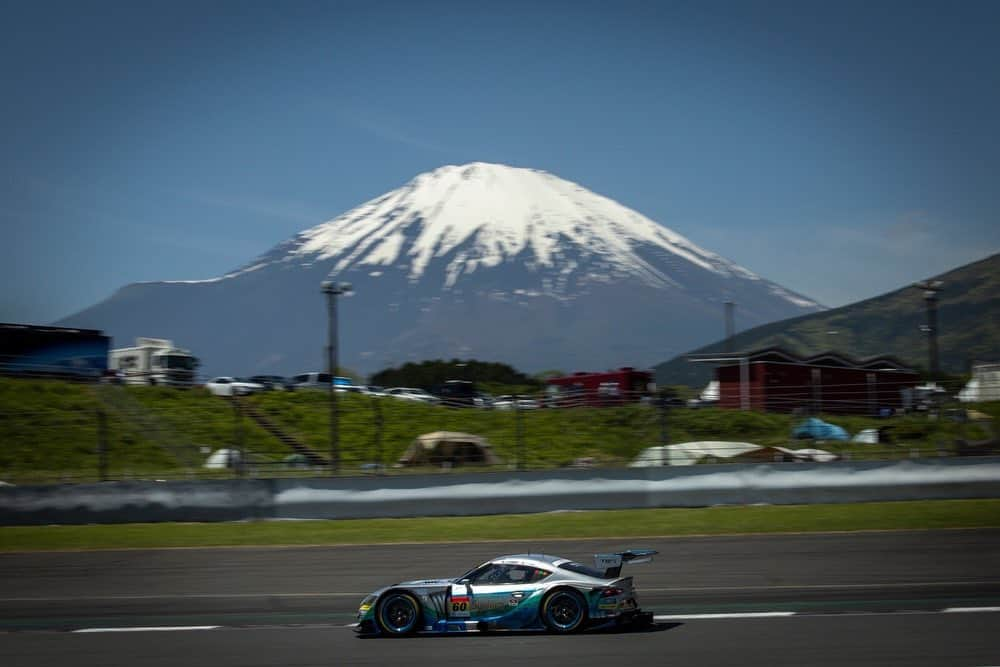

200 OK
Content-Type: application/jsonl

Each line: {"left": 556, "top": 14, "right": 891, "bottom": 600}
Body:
{"left": 2, "top": 529, "right": 1000, "bottom": 666}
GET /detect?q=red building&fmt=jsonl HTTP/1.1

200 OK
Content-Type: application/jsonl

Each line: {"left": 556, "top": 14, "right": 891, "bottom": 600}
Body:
{"left": 545, "top": 367, "right": 654, "bottom": 407}
{"left": 690, "top": 348, "right": 920, "bottom": 414}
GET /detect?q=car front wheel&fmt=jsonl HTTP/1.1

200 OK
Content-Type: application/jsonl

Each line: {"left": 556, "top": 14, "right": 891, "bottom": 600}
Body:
{"left": 375, "top": 592, "right": 421, "bottom": 636}
{"left": 541, "top": 589, "right": 587, "bottom": 633}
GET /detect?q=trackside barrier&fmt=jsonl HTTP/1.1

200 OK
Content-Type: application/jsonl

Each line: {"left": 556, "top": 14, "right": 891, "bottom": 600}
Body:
{"left": 1, "top": 457, "right": 999, "bottom": 526}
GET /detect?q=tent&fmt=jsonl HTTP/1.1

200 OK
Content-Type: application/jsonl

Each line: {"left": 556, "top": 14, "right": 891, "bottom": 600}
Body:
{"left": 629, "top": 441, "right": 764, "bottom": 467}
{"left": 771, "top": 446, "right": 839, "bottom": 463}
{"left": 792, "top": 417, "right": 849, "bottom": 441}
{"left": 397, "top": 431, "right": 503, "bottom": 467}
{"left": 687, "top": 381, "right": 720, "bottom": 407}
{"left": 203, "top": 448, "right": 242, "bottom": 469}
{"left": 629, "top": 441, "right": 837, "bottom": 466}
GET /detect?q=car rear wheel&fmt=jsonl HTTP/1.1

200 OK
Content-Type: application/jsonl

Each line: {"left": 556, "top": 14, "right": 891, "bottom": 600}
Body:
{"left": 541, "top": 589, "right": 587, "bottom": 633}
{"left": 375, "top": 592, "right": 421, "bottom": 636}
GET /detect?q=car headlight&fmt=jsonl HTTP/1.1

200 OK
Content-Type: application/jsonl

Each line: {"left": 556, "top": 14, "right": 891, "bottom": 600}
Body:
{"left": 358, "top": 594, "right": 377, "bottom": 614}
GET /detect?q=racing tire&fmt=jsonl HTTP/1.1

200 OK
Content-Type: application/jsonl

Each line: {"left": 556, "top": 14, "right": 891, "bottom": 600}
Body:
{"left": 541, "top": 588, "right": 588, "bottom": 634}
{"left": 375, "top": 591, "right": 421, "bottom": 636}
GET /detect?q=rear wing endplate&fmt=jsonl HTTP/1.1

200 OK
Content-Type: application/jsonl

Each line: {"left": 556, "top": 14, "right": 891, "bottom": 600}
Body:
{"left": 594, "top": 549, "right": 658, "bottom": 578}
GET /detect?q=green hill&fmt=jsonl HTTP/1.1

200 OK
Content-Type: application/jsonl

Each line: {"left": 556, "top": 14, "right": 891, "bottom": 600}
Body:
{"left": 4, "top": 378, "right": 997, "bottom": 484}
{"left": 655, "top": 253, "right": 1000, "bottom": 387}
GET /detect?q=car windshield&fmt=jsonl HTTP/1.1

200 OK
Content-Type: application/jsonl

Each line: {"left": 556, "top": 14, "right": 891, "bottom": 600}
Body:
{"left": 456, "top": 561, "right": 491, "bottom": 581}
{"left": 159, "top": 355, "right": 196, "bottom": 370}
{"left": 456, "top": 561, "right": 552, "bottom": 585}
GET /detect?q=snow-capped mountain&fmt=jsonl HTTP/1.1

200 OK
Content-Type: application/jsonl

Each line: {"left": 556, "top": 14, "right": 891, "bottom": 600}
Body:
{"left": 59, "top": 162, "right": 822, "bottom": 376}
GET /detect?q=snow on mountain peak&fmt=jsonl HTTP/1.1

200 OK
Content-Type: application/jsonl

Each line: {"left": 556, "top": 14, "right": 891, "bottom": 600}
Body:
{"left": 284, "top": 162, "right": 761, "bottom": 290}
{"left": 171, "top": 161, "right": 813, "bottom": 310}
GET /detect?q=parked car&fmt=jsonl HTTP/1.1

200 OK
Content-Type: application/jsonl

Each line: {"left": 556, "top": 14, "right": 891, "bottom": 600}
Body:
{"left": 290, "top": 372, "right": 355, "bottom": 391}
{"left": 384, "top": 387, "right": 440, "bottom": 404}
{"left": 493, "top": 394, "right": 540, "bottom": 410}
{"left": 205, "top": 376, "right": 265, "bottom": 397}
{"left": 433, "top": 380, "right": 480, "bottom": 407}
{"left": 248, "top": 375, "right": 292, "bottom": 391}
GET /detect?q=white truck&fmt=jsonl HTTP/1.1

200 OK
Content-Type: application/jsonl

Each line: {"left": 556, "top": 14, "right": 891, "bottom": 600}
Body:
{"left": 108, "top": 337, "right": 199, "bottom": 387}
{"left": 958, "top": 363, "right": 1000, "bottom": 403}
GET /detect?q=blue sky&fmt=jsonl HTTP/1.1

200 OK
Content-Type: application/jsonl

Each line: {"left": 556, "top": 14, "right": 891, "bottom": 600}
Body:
{"left": 2, "top": 0, "right": 998, "bottom": 323}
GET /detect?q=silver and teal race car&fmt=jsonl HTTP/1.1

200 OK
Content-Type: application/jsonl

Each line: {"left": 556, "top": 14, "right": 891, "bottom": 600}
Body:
{"left": 355, "top": 549, "right": 657, "bottom": 636}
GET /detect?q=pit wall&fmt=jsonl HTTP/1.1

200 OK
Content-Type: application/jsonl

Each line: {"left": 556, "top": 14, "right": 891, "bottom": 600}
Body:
{"left": 2, "top": 457, "right": 999, "bottom": 526}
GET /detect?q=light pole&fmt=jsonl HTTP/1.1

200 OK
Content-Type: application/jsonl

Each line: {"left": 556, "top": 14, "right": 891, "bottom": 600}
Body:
{"left": 914, "top": 280, "right": 943, "bottom": 377}
{"left": 322, "top": 280, "right": 353, "bottom": 475}
{"left": 723, "top": 301, "right": 735, "bottom": 353}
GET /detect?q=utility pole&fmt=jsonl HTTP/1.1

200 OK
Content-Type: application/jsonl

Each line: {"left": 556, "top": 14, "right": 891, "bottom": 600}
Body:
{"left": 914, "top": 280, "right": 943, "bottom": 377}
{"left": 724, "top": 301, "right": 735, "bottom": 353}
{"left": 322, "top": 280, "right": 353, "bottom": 475}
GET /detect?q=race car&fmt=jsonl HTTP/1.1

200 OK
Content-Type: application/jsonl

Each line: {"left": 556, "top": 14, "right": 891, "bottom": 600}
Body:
{"left": 355, "top": 549, "right": 657, "bottom": 636}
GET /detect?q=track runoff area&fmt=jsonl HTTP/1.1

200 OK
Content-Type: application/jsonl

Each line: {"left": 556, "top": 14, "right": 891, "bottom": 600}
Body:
{"left": 2, "top": 529, "right": 1000, "bottom": 666}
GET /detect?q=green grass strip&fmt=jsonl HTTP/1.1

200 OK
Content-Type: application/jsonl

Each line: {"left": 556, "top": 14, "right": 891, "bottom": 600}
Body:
{"left": 2, "top": 499, "right": 998, "bottom": 552}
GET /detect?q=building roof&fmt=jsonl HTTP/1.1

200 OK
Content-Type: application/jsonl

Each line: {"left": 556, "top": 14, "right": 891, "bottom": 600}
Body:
{"left": 688, "top": 347, "right": 916, "bottom": 373}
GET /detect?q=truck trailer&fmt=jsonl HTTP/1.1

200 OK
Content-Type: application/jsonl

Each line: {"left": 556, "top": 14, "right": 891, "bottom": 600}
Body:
{"left": 108, "top": 337, "right": 199, "bottom": 387}
{"left": 0, "top": 322, "right": 110, "bottom": 380}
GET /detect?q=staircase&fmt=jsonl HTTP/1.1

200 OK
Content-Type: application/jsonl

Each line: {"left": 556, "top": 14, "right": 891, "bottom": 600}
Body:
{"left": 92, "top": 385, "right": 198, "bottom": 468}
{"left": 231, "top": 397, "right": 328, "bottom": 466}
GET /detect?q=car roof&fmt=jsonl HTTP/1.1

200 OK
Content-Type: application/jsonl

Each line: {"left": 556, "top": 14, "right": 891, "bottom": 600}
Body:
{"left": 493, "top": 553, "right": 570, "bottom": 567}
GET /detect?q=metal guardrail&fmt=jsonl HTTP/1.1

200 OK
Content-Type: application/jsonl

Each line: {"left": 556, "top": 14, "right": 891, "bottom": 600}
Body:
{"left": 1, "top": 457, "right": 999, "bottom": 525}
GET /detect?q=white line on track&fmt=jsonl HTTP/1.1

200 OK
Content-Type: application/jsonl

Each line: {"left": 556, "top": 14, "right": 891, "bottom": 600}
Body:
{"left": 68, "top": 607, "right": 1000, "bottom": 633}
{"left": 1, "top": 592, "right": 365, "bottom": 602}
{"left": 641, "top": 580, "right": 1000, "bottom": 593}
{"left": 654, "top": 612, "right": 796, "bottom": 621}
{"left": 72, "top": 626, "right": 220, "bottom": 633}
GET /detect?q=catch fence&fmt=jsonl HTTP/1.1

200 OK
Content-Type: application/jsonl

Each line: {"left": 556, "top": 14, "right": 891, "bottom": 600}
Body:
{"left": 1, "top": 377, "right": 996, "bottom": 485}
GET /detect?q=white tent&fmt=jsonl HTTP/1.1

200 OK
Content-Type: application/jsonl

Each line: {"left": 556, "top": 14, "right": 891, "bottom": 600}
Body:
{"left": 771, "top": 446, "right": 839, "bottom": 463}
{"left": 700, "top": 380, "right": 720, "bottom": 402}
{"left": 958, "top": 379, "right": 981, "bottom": 403}
{"left": 203, "top": 448, "right": 241, "bottom": 469}
{"left": 959, "top": 363, "right": 1000, "bottom": 403}
{"left": 629, "top": 441, "right": 837, "bottom": 466}
{"left": 630, "top": 441, "right": 762, "bottom": 467}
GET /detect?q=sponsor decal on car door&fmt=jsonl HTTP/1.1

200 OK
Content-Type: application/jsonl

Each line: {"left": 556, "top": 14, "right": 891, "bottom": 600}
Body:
{"left": 470, "top": 584, "right": 527, "bottom": 617}
{"left": 449, "top": 583, "right": 471, "bottom": 618}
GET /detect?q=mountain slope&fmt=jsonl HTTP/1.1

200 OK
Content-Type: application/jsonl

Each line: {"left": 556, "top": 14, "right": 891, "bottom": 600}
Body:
{"left": 58, "top": 163, "right": 822, "bottom": 376}
{"left": 654, "top": 252, "right": 1000, "bottom": 386}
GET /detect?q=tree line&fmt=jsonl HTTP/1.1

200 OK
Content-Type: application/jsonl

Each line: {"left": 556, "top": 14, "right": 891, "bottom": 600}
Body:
{"left": 370, "top": 359, "right": 543, "bottom": 390}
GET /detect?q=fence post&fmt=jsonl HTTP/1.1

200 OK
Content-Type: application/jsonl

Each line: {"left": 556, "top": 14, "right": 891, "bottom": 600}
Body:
{"left": 96, "top": 408, "right": 109, "bottom": 482}
{"left": 233, "top": 399, "right": 245, "bottom": 478}
{"left": 515, "top": 395, "right": 524, "bottom": 470}
{"left": 659, "top": 396, "right": 670, "bottom": 448}
{"left": 372, "top": 394, "right": 384, "bottom": 471}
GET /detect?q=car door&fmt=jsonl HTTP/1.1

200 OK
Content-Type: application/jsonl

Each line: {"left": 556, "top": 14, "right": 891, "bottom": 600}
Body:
{"left": 463, "top": 563, "right": 546, "bottom": 620}
{"left": 210, "top": 377, "right": 232, "bottom": 397}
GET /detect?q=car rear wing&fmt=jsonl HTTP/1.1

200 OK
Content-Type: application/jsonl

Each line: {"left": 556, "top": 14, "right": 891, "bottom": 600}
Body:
{"left": 593, "top": 549, "right": 658, "bottom": 578}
